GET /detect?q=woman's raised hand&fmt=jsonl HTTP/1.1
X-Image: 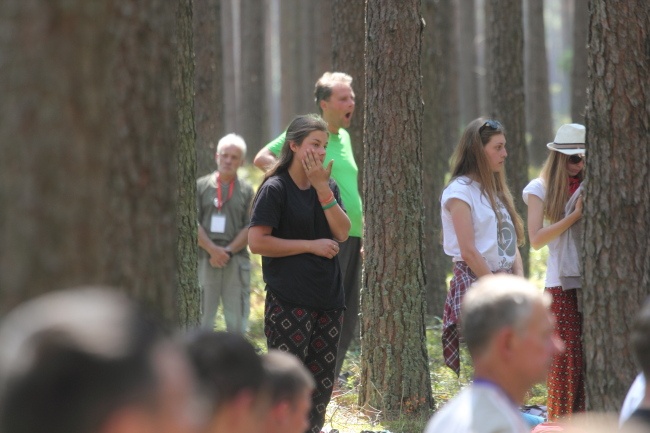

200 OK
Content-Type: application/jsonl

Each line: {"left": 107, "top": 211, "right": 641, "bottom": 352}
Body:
{"left": 302, "top": 148, "right": 333, "bottom": 189}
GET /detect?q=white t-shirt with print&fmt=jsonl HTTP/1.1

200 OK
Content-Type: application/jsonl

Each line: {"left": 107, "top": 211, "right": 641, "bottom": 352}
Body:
{"left": 522, "top": 178, "right": 562, "bottom": 288}
{"left": 441, "top": 176, "right": 518, "bottom": 272}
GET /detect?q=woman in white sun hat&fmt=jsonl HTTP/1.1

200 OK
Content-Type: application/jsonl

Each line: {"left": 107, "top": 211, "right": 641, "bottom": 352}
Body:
{"left": 522, "top": 123, "right": 586, "bottom": 420}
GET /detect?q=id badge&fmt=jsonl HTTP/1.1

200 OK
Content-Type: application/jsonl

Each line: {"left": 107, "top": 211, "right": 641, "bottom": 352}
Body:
{"left": 210, "top": 214, "right": 226, "bottom": 233}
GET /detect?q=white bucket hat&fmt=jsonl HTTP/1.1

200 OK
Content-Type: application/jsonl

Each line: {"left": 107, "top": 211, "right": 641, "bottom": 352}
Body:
{"left": 547, "top": 123, "right": 586, "bottom": 155}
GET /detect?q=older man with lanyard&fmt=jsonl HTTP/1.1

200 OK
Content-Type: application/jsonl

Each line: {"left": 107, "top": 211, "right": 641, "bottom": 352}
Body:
{"left": 197, "top": 133, "right": 254, "bottom": 332}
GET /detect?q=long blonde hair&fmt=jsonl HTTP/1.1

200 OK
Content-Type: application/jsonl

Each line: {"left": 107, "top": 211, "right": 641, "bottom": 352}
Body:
{"left": 540, "top": 151, "right": 584, "bottom": 223}
{"left": 447, "top": 118, "right": 525, "bottom": 246}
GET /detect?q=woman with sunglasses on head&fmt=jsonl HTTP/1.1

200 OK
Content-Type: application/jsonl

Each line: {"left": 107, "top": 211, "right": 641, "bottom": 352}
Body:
{"left": 440, "top": 118, "right": 525, "bottom": 375}
{"left": 522, "top": 123, "right": 586, "bottom": 420}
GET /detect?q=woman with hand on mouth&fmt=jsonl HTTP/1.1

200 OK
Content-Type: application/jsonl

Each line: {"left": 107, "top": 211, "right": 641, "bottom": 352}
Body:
{"left": 439, "top": 117, "right": 525, "bottom": 375}
{"left": 523, "top": 123, "right": 587, "bottom": 420}
{"left": 248, "top": 114, "right": 350, "bottom": 433}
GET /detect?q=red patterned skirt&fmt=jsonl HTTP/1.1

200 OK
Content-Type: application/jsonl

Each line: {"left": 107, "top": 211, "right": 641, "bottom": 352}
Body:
{"left": 546, "top": 286, "right": 585, "bottom": 420}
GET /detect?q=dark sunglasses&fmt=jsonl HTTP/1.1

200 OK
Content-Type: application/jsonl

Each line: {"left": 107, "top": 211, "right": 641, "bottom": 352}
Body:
{"left": 568, "top": 154, "right": 585, "bottom": 164}
{"left": 479, "top": 119, "right": 503, "bottom": 134}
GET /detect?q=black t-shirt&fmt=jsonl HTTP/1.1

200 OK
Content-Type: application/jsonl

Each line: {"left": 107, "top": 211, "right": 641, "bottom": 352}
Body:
{"left": 250, "top": 171, "right": 345, "bottom": 310}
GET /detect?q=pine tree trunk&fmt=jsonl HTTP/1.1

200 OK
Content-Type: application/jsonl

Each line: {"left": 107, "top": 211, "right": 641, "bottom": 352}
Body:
{"left": 240, "top": 0, "right": 266, "bottom": 157}
{"left": 280, "top": 0, "right": 300, "bottom": 127}
{"left": 570, "top": 0, "right": 589, "bottom": 123}
{"left": 297, "top": 0, "right": 332, "bottom": 114}
{"left": 524, "top": 0, "right": 553, "bottom": 167}
{"left": 0, "top": 0, "right": 185, "bottom": 324}
{"left": 583, "top": 0, "right": 650, "bottom": 412}
{"left": 193, "top": 0, "right": 223, "bottom": 176}
{"left": 176, "top": 0, "right": 201, "bottom": 328}
{"left": 359, "top": 0, "right": 433, "bottom": 418}
{"left": 485, "top": 0, "right": 529, "bottom": 275}
{"left": 332, "top": 0, "right": 366, "bottom": 187}
{"left": 221, "top": 0, "right": 239, "bottom": 132}
{"left": 457, "top": 0, "right": 480, "bottom": 126}
{"left": 308, "top": 0, "right": 332, "bottom": 91}
{"left": 422, "top": 0, "right": 457, "bottom": 317}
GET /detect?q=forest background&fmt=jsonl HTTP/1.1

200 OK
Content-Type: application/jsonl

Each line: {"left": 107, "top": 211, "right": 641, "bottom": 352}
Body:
{"left": 1, "top": 1, "right": 649, "bottom": 432}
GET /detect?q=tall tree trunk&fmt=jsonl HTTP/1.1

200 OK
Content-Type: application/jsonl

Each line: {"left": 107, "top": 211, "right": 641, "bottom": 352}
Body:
{"left": 0, "top": 0, "right": 185, "bottom": 324}
{"left": 298, "top": 0, "right": 332, "bottom": 114}
{"left": 583, "top": 0, "right": 650, "bottom": 412}
{"left": 485, "top": 0, "right": 529, "bottom": 276}
{"left": 280, "top": 0, "right": 300, "bottom": 128}
{"left": 422, "top": 0, "right": 457, "bottom": 317}
{"left": 570, "top": 0, "right": 589, "bottom": 123}
{"left": 524, "top": 0, "right": 553, "bottom": 167}
{"left": 475, "top": 0, "right": 488, "bottom": 117}
{"left": 309, "top": 0, "right": 332, "bottom": 91}
{"left": 221, "top": 0, "right": 239, "bottom": 132}
{"left": 457, "top": 0, "right": 480, "bottom": 127}
{"left": 332, "top": 0, "right": 366, "bottom": 188}
{"left": 240, "top": 0, "right": 266, "bottom": 158}
{"left": 176, "top": 0, "right": 201, "bottom": 328}
{"left": 193, "top": 0, "right": 223, "bottom": 177}
{"left": 360, "top": 0, "right": 433, "bottom": 418}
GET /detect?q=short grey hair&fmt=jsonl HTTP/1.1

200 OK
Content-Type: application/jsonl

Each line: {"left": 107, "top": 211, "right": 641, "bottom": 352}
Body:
{"left": 262, "top": 350, "right": 315, "bottom": 406}
{"left": 216, "top": 133, "right": 247, "bottom": 158}
{"left": 461, "top": 274, "right": 551, "bottom": 357}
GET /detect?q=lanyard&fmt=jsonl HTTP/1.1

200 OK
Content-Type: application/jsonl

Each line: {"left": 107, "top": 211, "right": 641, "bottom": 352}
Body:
{"left": 214, "top": 173, "right": 235, "bottom": 213}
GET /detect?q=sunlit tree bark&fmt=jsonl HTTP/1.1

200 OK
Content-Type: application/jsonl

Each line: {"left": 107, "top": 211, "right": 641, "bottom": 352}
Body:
{"left": 360, "top": 0, "right": 433, "bottom": 418}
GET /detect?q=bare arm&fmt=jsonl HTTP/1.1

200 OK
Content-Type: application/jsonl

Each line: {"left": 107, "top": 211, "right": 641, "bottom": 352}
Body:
{"left": 511, "top": 247, "right": 524, "bottom": 276}
{"left": 527, "top": 194, "right": 582, "bottom": 250}
{"left": 447, "top": 198, "right": 492, "bottom": 277}
{"left": 253, "top": 148, "right": 277, "bottom": 172}
{"left": 248, "top": 225, "right": 340, "bottom": 259}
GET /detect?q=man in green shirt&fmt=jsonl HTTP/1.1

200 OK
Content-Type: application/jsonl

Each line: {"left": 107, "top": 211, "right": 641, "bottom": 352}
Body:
{"left": 254, "top": 72, "right": 363, "bottom": 379}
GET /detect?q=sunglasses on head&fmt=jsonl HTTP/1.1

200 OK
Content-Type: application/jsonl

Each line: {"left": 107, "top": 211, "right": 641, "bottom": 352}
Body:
{"left": 568, "top": 154, "right": 585, "bottom": 164}
{"left": 479, "top": 119, "right": 503, "bottom": 134}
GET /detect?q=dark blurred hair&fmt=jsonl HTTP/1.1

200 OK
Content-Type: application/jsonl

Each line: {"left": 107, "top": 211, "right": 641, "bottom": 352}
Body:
{"left": 0, "top": 288, "right": 166, "bottom": 433}
{"left": 632, "top": 299, "right": 650, "bottom": 378}
{"left": 184, "top": 330, "right": 265, "bottom": 413}
{"left": 262, "top": 350, "right": 314, "bottom": 406}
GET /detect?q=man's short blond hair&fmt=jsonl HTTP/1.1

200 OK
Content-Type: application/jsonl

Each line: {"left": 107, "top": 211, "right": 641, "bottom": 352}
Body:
{"left": 314, "top": 72, "right": 353, "bottom": 110}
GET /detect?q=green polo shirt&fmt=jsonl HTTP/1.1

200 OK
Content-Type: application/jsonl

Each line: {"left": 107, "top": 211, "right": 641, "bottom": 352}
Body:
{"left": 265, "top": 128, "right": 363, "bottom": 237}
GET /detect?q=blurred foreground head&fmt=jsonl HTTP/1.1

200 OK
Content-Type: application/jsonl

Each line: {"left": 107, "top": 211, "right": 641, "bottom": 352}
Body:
{"left": 262, "top": 350, "right": 314, "bottom": 433}
{"left": 184, "top": 330, "right": 268, "bottom": 433}
{"left": 0, "top": 288, "right": 198, "bottom": 433}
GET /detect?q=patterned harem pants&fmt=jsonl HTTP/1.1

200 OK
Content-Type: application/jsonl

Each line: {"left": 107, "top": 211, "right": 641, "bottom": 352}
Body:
{"left": 264, "top": 291, "right": 344, "bottom": 433}
{"left": 546, "top": 286, "right": 585, "bottom": 420}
